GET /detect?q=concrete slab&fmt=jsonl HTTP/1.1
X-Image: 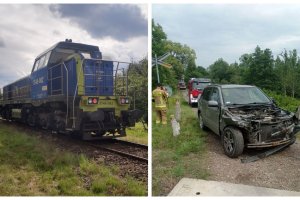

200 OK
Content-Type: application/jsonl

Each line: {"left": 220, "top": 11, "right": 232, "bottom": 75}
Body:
{"left": 168, "top": 178, "right": 300, "bottom": 196}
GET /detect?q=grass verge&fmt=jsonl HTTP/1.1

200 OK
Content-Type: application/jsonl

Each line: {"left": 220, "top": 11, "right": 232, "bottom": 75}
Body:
{"left": 0, "top": 123, "right": 146, "bottom": 196}
{"left": 152, "top": 91, "right": 209, "bottom": 196}
{"left": 121, "top": 122, "right": 148, "bottom": 145}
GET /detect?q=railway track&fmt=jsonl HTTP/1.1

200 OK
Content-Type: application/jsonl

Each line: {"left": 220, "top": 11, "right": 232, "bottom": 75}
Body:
{"left": 87, "top": 139, "right": 148, "bottom": 163}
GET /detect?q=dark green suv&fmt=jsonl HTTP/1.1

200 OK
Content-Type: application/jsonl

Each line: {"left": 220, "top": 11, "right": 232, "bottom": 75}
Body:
{"left": 198, "top": 84, "right": 298, "bottom": 158}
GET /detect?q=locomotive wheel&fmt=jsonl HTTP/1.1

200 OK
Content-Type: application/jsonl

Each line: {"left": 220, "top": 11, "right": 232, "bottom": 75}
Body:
{"left": 27, "top": 114, "right": 36, "bottom": 127}
{"left": 39, "top": 118, "right": 48, "bottom": 130}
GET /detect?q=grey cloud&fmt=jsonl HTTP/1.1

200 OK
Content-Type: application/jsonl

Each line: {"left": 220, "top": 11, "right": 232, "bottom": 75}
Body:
{"left": 0, "top": 37, "right": 5, "bottom": 47}
{"left": 51, "top": 4, "right": 147, "bottom": 41}
{"left": 53, "top": 30, "right": 61, "bottom": 36}
{"left": 153, "top": 4, "right": 300, "bottom": 68}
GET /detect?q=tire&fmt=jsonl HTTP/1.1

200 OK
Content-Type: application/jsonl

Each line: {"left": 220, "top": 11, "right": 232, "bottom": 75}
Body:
{"left": 222, "top": 127, "right": 244, "bottom": 158}
{"left": 198, "top": 112, "right": 207, "bottom": 130}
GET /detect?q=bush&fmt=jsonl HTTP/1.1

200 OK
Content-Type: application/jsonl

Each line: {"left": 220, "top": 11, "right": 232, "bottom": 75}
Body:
{"left": 263, "top": 89, "right": 300, "bottom": 112}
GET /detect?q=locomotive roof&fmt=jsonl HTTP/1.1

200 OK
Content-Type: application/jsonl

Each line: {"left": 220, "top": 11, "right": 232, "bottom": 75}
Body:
{"left": 35, "top": 41, "right": 100, "bottom": 60}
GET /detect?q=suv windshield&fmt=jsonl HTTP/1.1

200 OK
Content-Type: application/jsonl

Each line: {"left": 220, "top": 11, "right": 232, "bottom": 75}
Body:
{"left": 193, "top": 82, "right": 210, "bottom": 90}
{"left": 222, "top": 87, "right": 271, "bottom": 105}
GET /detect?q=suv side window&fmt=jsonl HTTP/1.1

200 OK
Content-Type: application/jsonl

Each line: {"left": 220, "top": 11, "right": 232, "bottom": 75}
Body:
{"left": 202, "top": 87, "right": 211, "bottom": 101}
{"left": 209, "top": 88, "right": 220, "bottom": 103}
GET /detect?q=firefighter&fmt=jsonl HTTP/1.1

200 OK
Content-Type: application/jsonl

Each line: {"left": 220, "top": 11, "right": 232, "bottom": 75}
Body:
{"left": 152, "top": 84, "right": 168, "bottom": 125}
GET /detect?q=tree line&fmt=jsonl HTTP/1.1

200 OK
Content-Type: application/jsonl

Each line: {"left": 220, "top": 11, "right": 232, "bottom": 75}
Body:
{"left": 152, "top": 19, "right": 300, "bottom": 99}
{"left": 128, "top": 58, "right": 148, "bottom": 113}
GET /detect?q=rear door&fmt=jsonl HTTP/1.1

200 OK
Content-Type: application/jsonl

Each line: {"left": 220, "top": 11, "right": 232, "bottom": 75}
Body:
{"left": 206, "top": 87, "right": 221, "bottom": 135}
{"left": 199, "top": 87, "right": 211, "bottom": 126}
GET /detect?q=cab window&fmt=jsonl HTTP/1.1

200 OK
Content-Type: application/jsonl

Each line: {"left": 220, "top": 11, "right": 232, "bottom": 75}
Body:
{"left": 33, "top": 59, "right": 40, "bottom": 72}
{"left": 32, "top": 51, "right": 51, "bottom": 72}
{"left": 202, "top": 88, "right": 211, "bottom": 101}
{"left": 37, "top": 55, "right": 46, "bottom": 70}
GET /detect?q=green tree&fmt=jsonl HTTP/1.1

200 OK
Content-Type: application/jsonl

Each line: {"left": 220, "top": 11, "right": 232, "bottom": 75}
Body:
{"left": 152, "top": 19, "right": 198, "bottom": 90}
{"left": 243, "top": 46, "right": 277, "bottom": 90}
{"left": 128, "top": 58, "right": 148, "bottom": 112}
{"left": 275, "top": 49, "right": 300, "bottom": 97}
{"left": 208, "top": 58, "right": 232, "bottom": 83}
{"left": 152, "top": 19, "right": 167, "bottom": 57}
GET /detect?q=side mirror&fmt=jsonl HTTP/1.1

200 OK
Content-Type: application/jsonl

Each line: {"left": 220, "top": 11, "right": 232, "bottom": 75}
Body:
{"left": 208, "top": 100, "right": 219, "bottom": 107}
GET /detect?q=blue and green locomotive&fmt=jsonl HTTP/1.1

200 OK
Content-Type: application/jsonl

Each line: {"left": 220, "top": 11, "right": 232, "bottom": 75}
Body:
{"left": 0, "top": 40, "right": 142, "bottom": 139}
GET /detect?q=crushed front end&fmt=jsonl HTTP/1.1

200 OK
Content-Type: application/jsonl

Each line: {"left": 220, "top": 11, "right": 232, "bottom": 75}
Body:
{"left": 222, "top": 105, "right": 297, "bottom": 148}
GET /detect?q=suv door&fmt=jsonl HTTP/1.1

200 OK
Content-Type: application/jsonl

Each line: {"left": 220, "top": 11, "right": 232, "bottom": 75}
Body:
{"left": 199, "top": 87, "right": 211, "bottom": 127}
{"left": 206, "top": 87, "right": 221, "bottom": 135}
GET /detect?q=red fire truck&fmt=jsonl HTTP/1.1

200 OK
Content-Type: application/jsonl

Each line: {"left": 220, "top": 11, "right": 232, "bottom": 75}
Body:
{"left": 188, "top": 78, "right": 211, "bottom": 106}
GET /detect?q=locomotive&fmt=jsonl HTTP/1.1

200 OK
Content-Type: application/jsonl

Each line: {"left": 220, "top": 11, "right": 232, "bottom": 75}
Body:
{"left": 0, "top": 40, "right": 142, "bottom": 140}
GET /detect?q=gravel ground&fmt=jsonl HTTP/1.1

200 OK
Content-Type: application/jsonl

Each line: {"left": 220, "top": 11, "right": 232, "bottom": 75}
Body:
{"left": 182, "top": 90, "right": 300, "bottom": 192}
{"left": 204, "top": 132, "right": 300, "bottom": 192}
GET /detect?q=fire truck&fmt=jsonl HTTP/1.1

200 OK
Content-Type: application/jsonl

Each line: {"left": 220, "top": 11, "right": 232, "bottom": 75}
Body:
{"left": 188, "top": 78, "right": 211, "bottom": 106}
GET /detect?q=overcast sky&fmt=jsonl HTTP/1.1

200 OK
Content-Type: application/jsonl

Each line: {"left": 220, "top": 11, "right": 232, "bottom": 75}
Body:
{"left": 153, "top": 4, "right": 300, "bottom": 68}
{"left": 0, "top": 4, "right": 147, "bottom": 88}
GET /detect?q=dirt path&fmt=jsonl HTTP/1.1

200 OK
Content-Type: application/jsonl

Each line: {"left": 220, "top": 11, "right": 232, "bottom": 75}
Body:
{"left": 181, "top": 90, "right": 300, "bottom": 192}
{"left": 204, "top": 132, "right": 300, "bottom": 192}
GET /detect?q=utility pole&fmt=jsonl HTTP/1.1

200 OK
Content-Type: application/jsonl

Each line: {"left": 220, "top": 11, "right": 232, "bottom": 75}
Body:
{"left": 152, "top": 52, "right": 173, "bottom": 84}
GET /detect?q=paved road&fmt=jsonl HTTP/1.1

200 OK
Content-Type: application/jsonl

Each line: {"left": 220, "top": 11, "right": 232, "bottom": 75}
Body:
{"left": 181, "top": 90, "right": 300, "bottom": 192}
{"left": 169, "top": 178, "right": 300, "bottom": 196}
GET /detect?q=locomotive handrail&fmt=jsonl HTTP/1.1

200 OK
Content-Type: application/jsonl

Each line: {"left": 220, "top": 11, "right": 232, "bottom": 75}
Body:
{"left": 70, "top": 58, "right": 132, "bottom": 129}
{"left": 62, "top": 62, "right": 69, "bottom": 125}
{"left": 48, "top": 62, "right": 69, "bottom": 125}
{"left": 115, "top": 62, "right": 120, "bottom": 95}
{"left": 81, "top": 58, "right": 131, "bottom": 96}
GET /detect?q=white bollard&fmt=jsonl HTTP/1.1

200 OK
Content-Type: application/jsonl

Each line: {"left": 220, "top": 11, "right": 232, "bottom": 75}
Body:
{"left": 175, "top": 99, "right": 181, "bottom": 122}
{"left": 171, "top": 115, "right": 180, "bottom": 137}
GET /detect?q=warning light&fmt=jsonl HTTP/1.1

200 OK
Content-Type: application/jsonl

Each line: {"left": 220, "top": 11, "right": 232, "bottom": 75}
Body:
{"left": 93, "top": 98, "right": 98, "bottom": 104}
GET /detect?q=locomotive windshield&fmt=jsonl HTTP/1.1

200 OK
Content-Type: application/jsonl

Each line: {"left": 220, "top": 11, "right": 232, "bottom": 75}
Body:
{"left": 48, "top": 48, "right": 92, "bottom": 65}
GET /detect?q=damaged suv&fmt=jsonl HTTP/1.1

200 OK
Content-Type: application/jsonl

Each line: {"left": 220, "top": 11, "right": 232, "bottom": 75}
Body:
{"left": 198, "top": 84, "right": 298, "bottom": 158}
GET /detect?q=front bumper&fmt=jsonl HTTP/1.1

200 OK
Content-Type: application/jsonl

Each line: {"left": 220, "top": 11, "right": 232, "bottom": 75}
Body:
{"left": 190, "top": 97, "right": 198, "bottom": 103}
{"left": 247, "top": 123, "right": 298, "bottom": 148}
{"left": 247, "top": 138, "right": 292, "bottom": 148}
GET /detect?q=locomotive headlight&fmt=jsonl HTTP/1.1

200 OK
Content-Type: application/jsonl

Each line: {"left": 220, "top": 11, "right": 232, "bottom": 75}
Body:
{"left": 87, "top": 97, "right": 99, "bottom": 105}
{"left": 119, "top": 97, "right": 129, "bottom": 104}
